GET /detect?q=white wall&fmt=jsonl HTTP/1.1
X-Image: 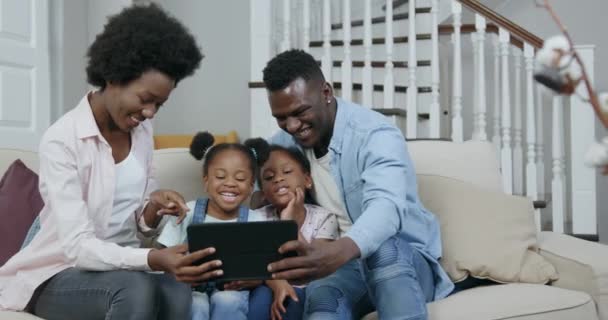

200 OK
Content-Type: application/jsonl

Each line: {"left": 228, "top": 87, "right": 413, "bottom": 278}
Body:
{"left": 151, "top": 0, "right": 251, "bottom": 140}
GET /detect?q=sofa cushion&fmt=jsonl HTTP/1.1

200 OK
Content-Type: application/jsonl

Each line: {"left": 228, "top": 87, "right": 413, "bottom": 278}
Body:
{"left": 362, "top": 284, "right": 597, "bottom": 320}
{"left": 0, "top": 160, "right": 43, "bottom": 265}
{"left": 417, "top": 175, "right": 558, "bottom": 284}
{"left": 0, "top": 311, "right": 44, "bottom": 320}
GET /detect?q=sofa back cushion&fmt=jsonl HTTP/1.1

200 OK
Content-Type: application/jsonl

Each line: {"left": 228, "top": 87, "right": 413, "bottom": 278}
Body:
{"left": 152, "top": 148, "right": 206, "bottom": 201}
{"left": 0, "top": 160, "right": 43, "bottom": 265}
{"left": 417, "top": 174, "right": 558, "bottom": 284}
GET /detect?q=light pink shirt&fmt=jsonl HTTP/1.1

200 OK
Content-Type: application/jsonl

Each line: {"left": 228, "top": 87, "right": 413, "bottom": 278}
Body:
{"left": 0, "top": 94, "right": 157, "bottom": 311}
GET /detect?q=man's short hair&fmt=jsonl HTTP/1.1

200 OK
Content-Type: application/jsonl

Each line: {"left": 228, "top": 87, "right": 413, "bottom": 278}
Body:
{"left": 262, "top": 49, "right": 325, "bottom": 91}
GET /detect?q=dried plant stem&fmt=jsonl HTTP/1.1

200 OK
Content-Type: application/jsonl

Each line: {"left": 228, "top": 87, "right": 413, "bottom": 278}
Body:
{"left": 542, "top": 0, "right": 608, "bottom": 129}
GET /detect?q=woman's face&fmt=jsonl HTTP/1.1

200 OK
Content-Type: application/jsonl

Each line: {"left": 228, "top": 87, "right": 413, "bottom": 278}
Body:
{"left": 103, "top": 69, "right": 175, "bottom": 132}
{"left": 204, "top": 149, "right": 255, "bottom": 217}
{"left": 260, "top": 150, "right": 312, "bottom": 210}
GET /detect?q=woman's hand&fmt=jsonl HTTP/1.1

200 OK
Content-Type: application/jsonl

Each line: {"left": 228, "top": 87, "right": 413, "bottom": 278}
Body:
{"left": 267, "top": 280, "right": 299, "bottom": 320}
{"left": 148, "top": 244, "right": 222, "bottom": 285}
{"left": 144, "top": 189, "right": 190, "bottom": 227}
{"left": 222, "top": 280, "right": 263, "bottom": 291}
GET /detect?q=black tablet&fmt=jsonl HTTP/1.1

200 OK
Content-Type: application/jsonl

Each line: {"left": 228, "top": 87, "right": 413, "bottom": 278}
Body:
{"left": 187, "top": 220, "right": 298, "bottom": 281}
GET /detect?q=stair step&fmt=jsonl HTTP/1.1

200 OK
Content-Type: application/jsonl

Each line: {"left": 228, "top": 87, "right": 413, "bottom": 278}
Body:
{"left": 332, "top": 81, "right": 432, "bottom": 94}
{"left": 331, "top": 8, "right": 432, "bottom": 30}
{"left": 309, "top": 34, "right": 432, "bottom": 47}
{"left": 373, "top": 108, "right": 430, "bottom": 120}
{"left": 320, "top": 60, "right": 431, "bottom": 68}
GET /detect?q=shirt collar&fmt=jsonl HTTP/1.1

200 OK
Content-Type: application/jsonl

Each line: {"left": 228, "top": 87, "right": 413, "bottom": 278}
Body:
{"left": 328, "top": 97, "right": 350, "bottom": 155}
{"left": 74, "top": 92, "right": 104, "bottom": 141}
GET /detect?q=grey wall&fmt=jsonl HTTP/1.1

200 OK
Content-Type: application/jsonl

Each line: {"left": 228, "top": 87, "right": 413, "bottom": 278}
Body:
{"left": 151, "top": 0, "right": 251, "bottom": 140}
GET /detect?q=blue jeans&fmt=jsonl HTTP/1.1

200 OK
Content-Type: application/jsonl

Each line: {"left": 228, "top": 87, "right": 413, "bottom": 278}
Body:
{"left": 30, "top": 268, "right": 192, "bottom": 320}
{"left": 248, "top": 285, "right": 306, "bottom": 320}
{"left": 305, "top": 237, "right": 435, "bottom": 320}
{"left": 191, "top": 289, "right": 249, "bottom": 320}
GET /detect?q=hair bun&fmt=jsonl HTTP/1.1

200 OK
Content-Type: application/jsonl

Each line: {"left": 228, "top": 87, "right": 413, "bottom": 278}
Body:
{"left": 190, "top": 131, "right": 215, "bottom": 160}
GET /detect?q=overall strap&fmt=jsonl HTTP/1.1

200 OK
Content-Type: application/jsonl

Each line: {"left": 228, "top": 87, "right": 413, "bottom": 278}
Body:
{"left": 237, "top": 205, "right": 249, "bottom": 222}
{"left": 191, "top": 198, "right": 209, "bottom": 224}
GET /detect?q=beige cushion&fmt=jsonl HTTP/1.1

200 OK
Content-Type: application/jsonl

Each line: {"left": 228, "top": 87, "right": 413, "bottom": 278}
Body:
{"left": 152, "top": 148, "right": 206, "bottom": 202}
{"left": 362, "top": 284, "right": 597, "bottom": 320}
{"left": 539, "top": 232, "right": 608, "bottom": 320}
{"left": 417, "top": 175, "right": 558, "bottom": 284}
{"left": 409, "top": 140, "right": 503, "bottom": 191}
{"left": 0, "top": 311, "right": 43, "bottom": 320}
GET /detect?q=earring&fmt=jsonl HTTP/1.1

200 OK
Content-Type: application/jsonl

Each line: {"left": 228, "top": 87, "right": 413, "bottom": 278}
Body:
{"left": 327, "top": 99, "right": 331, "bottom": 104}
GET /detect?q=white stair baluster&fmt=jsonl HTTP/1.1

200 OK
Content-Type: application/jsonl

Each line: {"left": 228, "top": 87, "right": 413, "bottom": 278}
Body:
{"left": 552, "top": 95, "right": 566, "bottom": 233}
{"left": 471, "top": 32, "right": 479, "bottom": 140}
{"left": 451, "top": 0, "right": 463, "bottom": 142}
{"left": 281, "top": 0, "right": 291, "bottom": 52}
{"left": 303, "top": 0, "right": 310, "bottom": 52}
{"left": 384, "top": 0, "right": 395, "bottom": 109}
{"left": 362, "top": 0, "right": 373, "bottom": 107}
{"left": 321, "top": 0, "right": 332, "bottom": 82}
{"left": 492, "top": 35, "right": 501, "bottom": 151}
{"left": 524, "top": 43, "right": 539, "bottom": 231}
{"left": 513, "top": 47, "right": 524, "bottom": 195}
{"left": 499, "top": 28, "right": 512, "bottom": 194}
{"left": 406, "top": 0, "right": 418, "bottom": 138}
{"left": 429, "top": 0, "right": 440, "bottom": 138}
{"left": 536, "top": 85, "right": 545, "bottom": 199}
{"left": 341, "top": 0, "right": 352, "bottom": 100}
{"left": 475, "top": 15, "right": 487, "bottom": 141}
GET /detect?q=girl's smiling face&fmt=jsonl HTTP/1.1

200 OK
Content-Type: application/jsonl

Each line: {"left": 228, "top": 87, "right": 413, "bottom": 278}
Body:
{"left": 260, "top": 150, "right": 312, "bottom": 210}
{"left": 204, "top": 149, "right": 254, "bottom": 219}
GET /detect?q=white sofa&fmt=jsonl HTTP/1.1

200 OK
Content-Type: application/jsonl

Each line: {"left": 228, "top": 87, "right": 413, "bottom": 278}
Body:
{"left": 1, "top": 141, "right": 607, "bottom": 320}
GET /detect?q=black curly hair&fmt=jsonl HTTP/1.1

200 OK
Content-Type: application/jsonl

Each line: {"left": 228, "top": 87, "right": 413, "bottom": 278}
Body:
{"left": 190, "top": 132, "right": 257, "bottom": 179}
{"left": 86, "top": 4, "right": 203, "bottom": 89}
{"left": 262, "top": 49, "right": 325, "bottom": 92}
{"left": 244, "top": 138, "right": 311, "bottom": 187}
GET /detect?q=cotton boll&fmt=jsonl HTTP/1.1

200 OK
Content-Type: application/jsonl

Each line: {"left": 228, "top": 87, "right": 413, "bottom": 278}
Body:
{"left": 584, "top": 138, "right": 608, "bottom": 168}
{"left": 544, "top": 35, "right": 570, "bottom": 53}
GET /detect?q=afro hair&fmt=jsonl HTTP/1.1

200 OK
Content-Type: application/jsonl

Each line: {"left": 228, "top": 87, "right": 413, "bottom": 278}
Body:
{"left": 86, "top": 4, "right": 203, "bottom": 89}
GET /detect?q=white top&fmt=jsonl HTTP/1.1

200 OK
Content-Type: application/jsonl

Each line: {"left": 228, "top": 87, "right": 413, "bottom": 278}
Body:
{"left": 157, "top": 200, "right": 275, "bottom": 247}
{"left": 258, "top": 204, "right": 339, "bottom": 243}
{"left": 105, "top": 150, "right": 146, "bottom": 247}
{"left": 305, "top": 149, "right": 352, "bottom": 236}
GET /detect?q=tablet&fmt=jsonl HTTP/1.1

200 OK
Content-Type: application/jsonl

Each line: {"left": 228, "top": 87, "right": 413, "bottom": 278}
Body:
{"left": 187, "top": 220, "right": 298, "bottom": 281}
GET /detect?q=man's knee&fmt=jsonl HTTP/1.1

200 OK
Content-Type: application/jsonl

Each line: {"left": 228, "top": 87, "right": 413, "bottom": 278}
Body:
{"left": 306, "top": 285, "right": 343, "bottom": 314}
{"left": 365, "top": 237, "right": 416, "bottom": 280}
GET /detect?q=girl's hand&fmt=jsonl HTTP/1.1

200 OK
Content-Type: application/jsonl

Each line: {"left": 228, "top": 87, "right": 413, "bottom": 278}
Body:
{"left": 223, "top": 280, "right": 263, "bottom": 291}
{"left": 147, "top": 189, "right": 190, "bottom": 225}
{"left": 267, "top": 280, "right": 299, "bottom": 320}
{"left": 148, "top": 244, "right": 223, "bottom": 285}
{"left": 279, "top": 188, "right": 305, "bottom": 223}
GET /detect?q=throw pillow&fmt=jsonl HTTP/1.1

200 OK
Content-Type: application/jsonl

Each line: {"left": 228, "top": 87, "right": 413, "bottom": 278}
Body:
{"left": 417, "top": 174, "right": 558, "bottom": 284}
{"left": 0, "top": 159, "right": 43, "bottom": 265}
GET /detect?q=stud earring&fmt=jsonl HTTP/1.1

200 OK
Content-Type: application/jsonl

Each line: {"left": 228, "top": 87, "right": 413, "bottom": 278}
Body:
{"left": 327, "top": 99, "right": 331, "bottom": 104}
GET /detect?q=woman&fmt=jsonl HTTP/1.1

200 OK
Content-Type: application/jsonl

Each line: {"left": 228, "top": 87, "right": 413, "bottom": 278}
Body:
{"left": 0, "top": 4, "right": 220, "bottom": 319}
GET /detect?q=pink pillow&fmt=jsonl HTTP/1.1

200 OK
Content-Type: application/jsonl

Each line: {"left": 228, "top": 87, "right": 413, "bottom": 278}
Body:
{"left": 0, "top": 160, "right": 43, "bottom": 265}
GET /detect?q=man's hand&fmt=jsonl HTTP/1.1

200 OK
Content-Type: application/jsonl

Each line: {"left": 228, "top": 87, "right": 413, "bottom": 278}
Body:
{"left": 144, "top": 189, "right": 190, "bottom": 227}
{"left": 267, "top": 238, "right": 361, "bottom": 285}
{"left": 266, "top": 280, "right": 299, "bottom": 320}
{"left": 223, "top": 280, "right": 263, "bottom": 291}
{"left": 148, "top": 244, "right": 222, "bottom": 285}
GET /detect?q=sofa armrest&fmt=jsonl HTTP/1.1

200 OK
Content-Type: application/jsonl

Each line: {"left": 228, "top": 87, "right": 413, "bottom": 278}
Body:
{"left": 538, "top": 231, "right": 608, "bottom": 320}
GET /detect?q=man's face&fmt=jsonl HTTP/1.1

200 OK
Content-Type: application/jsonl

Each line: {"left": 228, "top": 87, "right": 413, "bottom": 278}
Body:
{"left": 268, "top": 78, "right": 334, "bottom": 150}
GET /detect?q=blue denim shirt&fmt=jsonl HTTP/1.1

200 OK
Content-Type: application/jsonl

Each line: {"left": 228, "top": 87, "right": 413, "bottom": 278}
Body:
{"left": 269, "top": 98, "right": 454, "bottom": 299}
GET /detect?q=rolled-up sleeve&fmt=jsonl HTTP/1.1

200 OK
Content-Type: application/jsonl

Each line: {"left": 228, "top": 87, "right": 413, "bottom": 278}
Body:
{"left": 344, "top": 126, "right": 408, "bottom": 258}
{"left": 39, "top": 139, "right": 151, "bottom": 271}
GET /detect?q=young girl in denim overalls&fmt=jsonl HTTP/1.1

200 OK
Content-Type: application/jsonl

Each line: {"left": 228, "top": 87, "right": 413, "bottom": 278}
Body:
{"left": 157, "top": 132, "right": 273, "bottom": 320}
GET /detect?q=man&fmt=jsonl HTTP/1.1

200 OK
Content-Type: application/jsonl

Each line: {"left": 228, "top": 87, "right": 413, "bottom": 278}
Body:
{"left": 262, "top": 49, "right": 454, "bottom": 319}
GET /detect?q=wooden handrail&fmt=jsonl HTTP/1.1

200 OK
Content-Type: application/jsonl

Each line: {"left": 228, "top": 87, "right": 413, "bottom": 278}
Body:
{"left": 439, "top": 23, "right": 526, "bottom": 50}
{"left": 455, "top": 0, "right": 543, "bottom": 49}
